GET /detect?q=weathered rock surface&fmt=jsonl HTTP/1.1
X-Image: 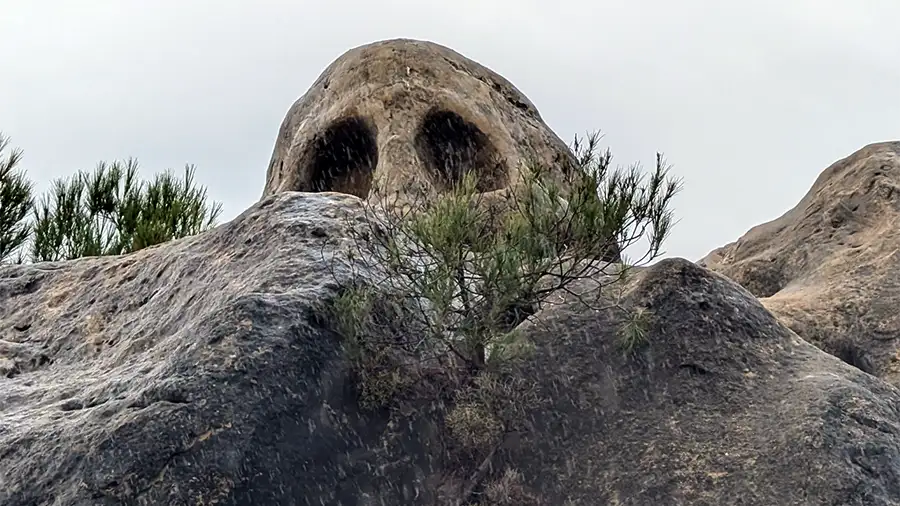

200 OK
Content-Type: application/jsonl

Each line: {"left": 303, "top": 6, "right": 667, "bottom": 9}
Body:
{"left": 4, "top": 191, "right": 900, "bottom": 505}
{"left": 6, "top": 37, "right": 900, "bottom": 506}
{"left": 0, "top": 192, "right": 456, "bottom": 505}
{"left": 262, "top": 38, "right": 577, "bottom": 201}
{"left": 496, "top": 259, "right": 900, "bottom": 505}
{"left": 700, "top": 141, "right": 900, "bottom": 383}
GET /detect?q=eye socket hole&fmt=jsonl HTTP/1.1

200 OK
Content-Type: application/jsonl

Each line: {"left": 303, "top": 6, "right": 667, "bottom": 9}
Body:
{"left": 415, "top": 110, "right": 506, "bottom": 192}
{"left": 307, "top": 117, "right": 377, "bottom": 198}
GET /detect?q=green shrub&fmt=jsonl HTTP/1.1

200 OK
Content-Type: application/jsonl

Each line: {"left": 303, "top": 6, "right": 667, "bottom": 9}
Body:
{"left": 30, "top": 159, "right": 223, "bottom": 262}
{"left": 479, "top": 468, "right": 542, "bottom": 506}
{"left": 445, "top": 399, "right": 505, "bottom": 449}
{"left": 0, "top": 130, "right": 223, "bottom": 264}
{"left": 617, "top": 305, "right": 653, "bottom": 352}
{"left": 336, "top": 131, "right": 682, "bottom": 371}
{"left": 0, "top": 133, "right": 34, "bottom": 263}
{"left": 329, "top": 285, "right": 437, "bottom": 411}
{"left": 327, "top": 131, "right": 679, "bottom": 506}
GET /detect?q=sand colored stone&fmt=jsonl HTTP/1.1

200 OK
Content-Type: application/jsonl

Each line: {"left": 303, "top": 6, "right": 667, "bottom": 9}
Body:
{"left": 701, "top": 141, "right": 900, "bottom": 383}
{"left": 262, "top": 39, "right": 577, "bottom": 202}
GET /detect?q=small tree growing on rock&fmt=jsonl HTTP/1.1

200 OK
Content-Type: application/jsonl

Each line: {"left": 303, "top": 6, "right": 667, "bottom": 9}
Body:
{"left": 0, "top": 133, "right": 34, "bottom": 263}
{"left": 30, "top": 159, "right": 223, "bottom": 262}
{"left": 333, "top": 131, "right": 682, "bottom": 371}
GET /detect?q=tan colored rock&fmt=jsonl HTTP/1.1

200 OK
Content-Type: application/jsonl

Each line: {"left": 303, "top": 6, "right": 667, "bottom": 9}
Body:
{"left": 261, "top": 38, "right": 577, "bottom": 202}
{"left": 700, "top": 141, "right": 900, "bottom": 382}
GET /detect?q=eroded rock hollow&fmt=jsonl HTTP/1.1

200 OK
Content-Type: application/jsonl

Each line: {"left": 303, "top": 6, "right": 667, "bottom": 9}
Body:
{"left": 262, "top": 39, "right": 577, "bottom": 201}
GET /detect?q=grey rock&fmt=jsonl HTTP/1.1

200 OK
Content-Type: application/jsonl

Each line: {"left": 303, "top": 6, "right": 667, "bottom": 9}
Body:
{"left": 0, "top": 192, "right": 450, "bottom": 505}
{"left": 497, "top": 259, "right": 900, "bottom": 505}
{"left": 3, "top": 194, "right": 900, "bottom": 505}
{"left": 4, "top": 40, "right": 900, "bottom": 506}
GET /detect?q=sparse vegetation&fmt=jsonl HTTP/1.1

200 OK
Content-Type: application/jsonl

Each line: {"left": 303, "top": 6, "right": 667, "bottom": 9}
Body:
{"left": 327, "top": 131, "right": 680, "bottom": 505}
{"left": 31, "top": 159, "right": 222, "bottom": 262}
{"left": 446, "top": 371, "right": 538, "bottom": 450}
{"left": 0, "top": 133, "right": 33, "bottom": 263}
{"left": 330, "top": 285, "right": 448, "bottom": 411}
{"left": 332, "top": 131, "right": 681, "bottom": 374}
{"left": 446, "top": 399, "right": 505, "bottom": 449}
{"left": 476, "top": 468, "right": 542, "bottom": 506}
{"left": 617, "top": 305, "right": 653, "bottom": 352}
{"left": 0, "top": 132, "right": 222, "bottom": 264}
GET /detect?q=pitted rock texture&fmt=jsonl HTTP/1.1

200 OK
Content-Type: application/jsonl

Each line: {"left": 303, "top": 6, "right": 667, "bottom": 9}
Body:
{"left": 3, "top": 192, "right": 900, "bottom": 504}
{"left": 700, "top": 141, "right": 900, "bottom": 383}
{"left": 262, "top": 38, "right": 577, "bottom": 202}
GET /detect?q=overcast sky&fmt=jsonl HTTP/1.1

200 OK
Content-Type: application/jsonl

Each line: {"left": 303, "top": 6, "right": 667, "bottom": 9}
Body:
{"left": 2, "top": 1, "right": 898, "bottom": 261}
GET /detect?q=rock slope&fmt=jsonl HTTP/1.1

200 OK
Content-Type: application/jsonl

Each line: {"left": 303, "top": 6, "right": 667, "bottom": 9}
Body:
{"left": 0, "top": 192, "right": 441, "bottom": 505}
{"left": 498, "top": 259, "right": 900, "bottom": 505}
{"left": 3, "top": 192, "right": 900, "bottom": 504}
{"left": 701, "top": 141, "right": 900, "bottom": 383}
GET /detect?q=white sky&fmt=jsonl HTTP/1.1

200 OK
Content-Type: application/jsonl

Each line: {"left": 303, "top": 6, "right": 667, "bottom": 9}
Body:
{"left": 2, "top": 1, "right": 898, "bottom": 261}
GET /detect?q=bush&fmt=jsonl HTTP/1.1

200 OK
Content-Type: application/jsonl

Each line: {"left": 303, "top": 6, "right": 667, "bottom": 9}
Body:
{"left": 479, "top": 468, "right": 542, "bottom": 506}
{"left": 328, "top": 130, "right": 681, "bottom": 506}
{"left": 0, "top": 133, "right": 34, "bottom": 263}
{"left": 0, "top": 131, "right": 223, "bottom": 264}
{"left": 335, "top": 131, "right": 682, "bottom": 371}
{"left": 30, "top": 159, "right": 223, "bottom": 262}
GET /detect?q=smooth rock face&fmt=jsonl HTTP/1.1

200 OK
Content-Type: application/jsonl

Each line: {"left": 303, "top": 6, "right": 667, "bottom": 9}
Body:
{"left": 262, "top": 38, "right": 576, "bottom": 201}
{"left": 3, "top": 192, "right": 900, "bottom": 504}
{"left": 700, "top": 142, "right": 900, "bottom": 383}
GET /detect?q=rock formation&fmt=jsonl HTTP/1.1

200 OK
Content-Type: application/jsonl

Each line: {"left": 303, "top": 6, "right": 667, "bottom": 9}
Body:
{"left": 499, "top": 258, "right": 900, "bottom": 505}
{"left": 3, "top": 39, "right": 900, "bottom": 505}
{"left": 262, "top": 38, "right": 577, "bottom": 202}
{"left": 701, "top": 141, "right": 900, "bottom": 383}
{"left": 4, "top": 191, "right": 900, "bottom": 504}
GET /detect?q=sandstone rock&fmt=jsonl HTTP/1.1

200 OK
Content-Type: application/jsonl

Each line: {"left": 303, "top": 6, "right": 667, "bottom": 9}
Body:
{"left": 261, "top": 38, "right": 577, "bottom": 202}
{"left": 3, "top": 192, "right": 900, "bottom": 504}
{"left": 700, "top": 141, "right": 900, "bottom": 383}
{"left": 262, "top": 38, "right": 623, "bottom": 264}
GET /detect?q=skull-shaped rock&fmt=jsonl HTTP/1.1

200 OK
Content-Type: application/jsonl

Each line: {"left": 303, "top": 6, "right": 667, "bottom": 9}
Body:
{"left": 262, "top": 38, "right": 578, "bottom": 201}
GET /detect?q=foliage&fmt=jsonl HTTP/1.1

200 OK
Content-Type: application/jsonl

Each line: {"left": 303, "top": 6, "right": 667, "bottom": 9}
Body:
{"left": 617, "top": 305, "right": 653, "bottom": 352}
{"left": 334, "top": 130, "right": 682, "bottom": 371}
{"left": 478, "top": 468, "right": 542, "bottom": 506}
{"left": 445, "top": 371, "right": 538, "bottom": 449}
{"left": 446, "top": 399, "right": 505, "bottom": 449}
{"left": 0, "top": 133, "right": 34, "bottom": 263}
{"left": 0, "top": 132, "right": 223, "bottom": 265}
{"left": 30, "top": 159, "right": 223, "bottom": 262}
{"left": 328, "top": 130, "right": 680, "bottom": 506}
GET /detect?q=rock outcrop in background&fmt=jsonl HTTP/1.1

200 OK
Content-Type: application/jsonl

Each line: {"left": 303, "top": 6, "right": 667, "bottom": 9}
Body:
{"left": 701, "top": 141, "right": 900, "bottom": 384}
{"left": 3, "top": 38, "right": 900, "bottom": 505}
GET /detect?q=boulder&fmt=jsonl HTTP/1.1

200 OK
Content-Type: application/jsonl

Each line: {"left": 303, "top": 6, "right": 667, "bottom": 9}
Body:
{"left": 700, "top": 142, "right": 900, "bottom": 383}
{"left": 263, "top": 38, "right": 624, "bottom": 265}
{"left": 5, "top": 37, "right": 900, "bottom": 506}
{"left": 261, "top": 38, "right": 578, "bottom": 202}
{"left": 3, "top": 192, "right": 900, "bottom": 504}
{"left": 0, "top": 192, "right": 457, "bottom": 505}
{"left": 494, "top": 258, "right": 900, "bottom": 505}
